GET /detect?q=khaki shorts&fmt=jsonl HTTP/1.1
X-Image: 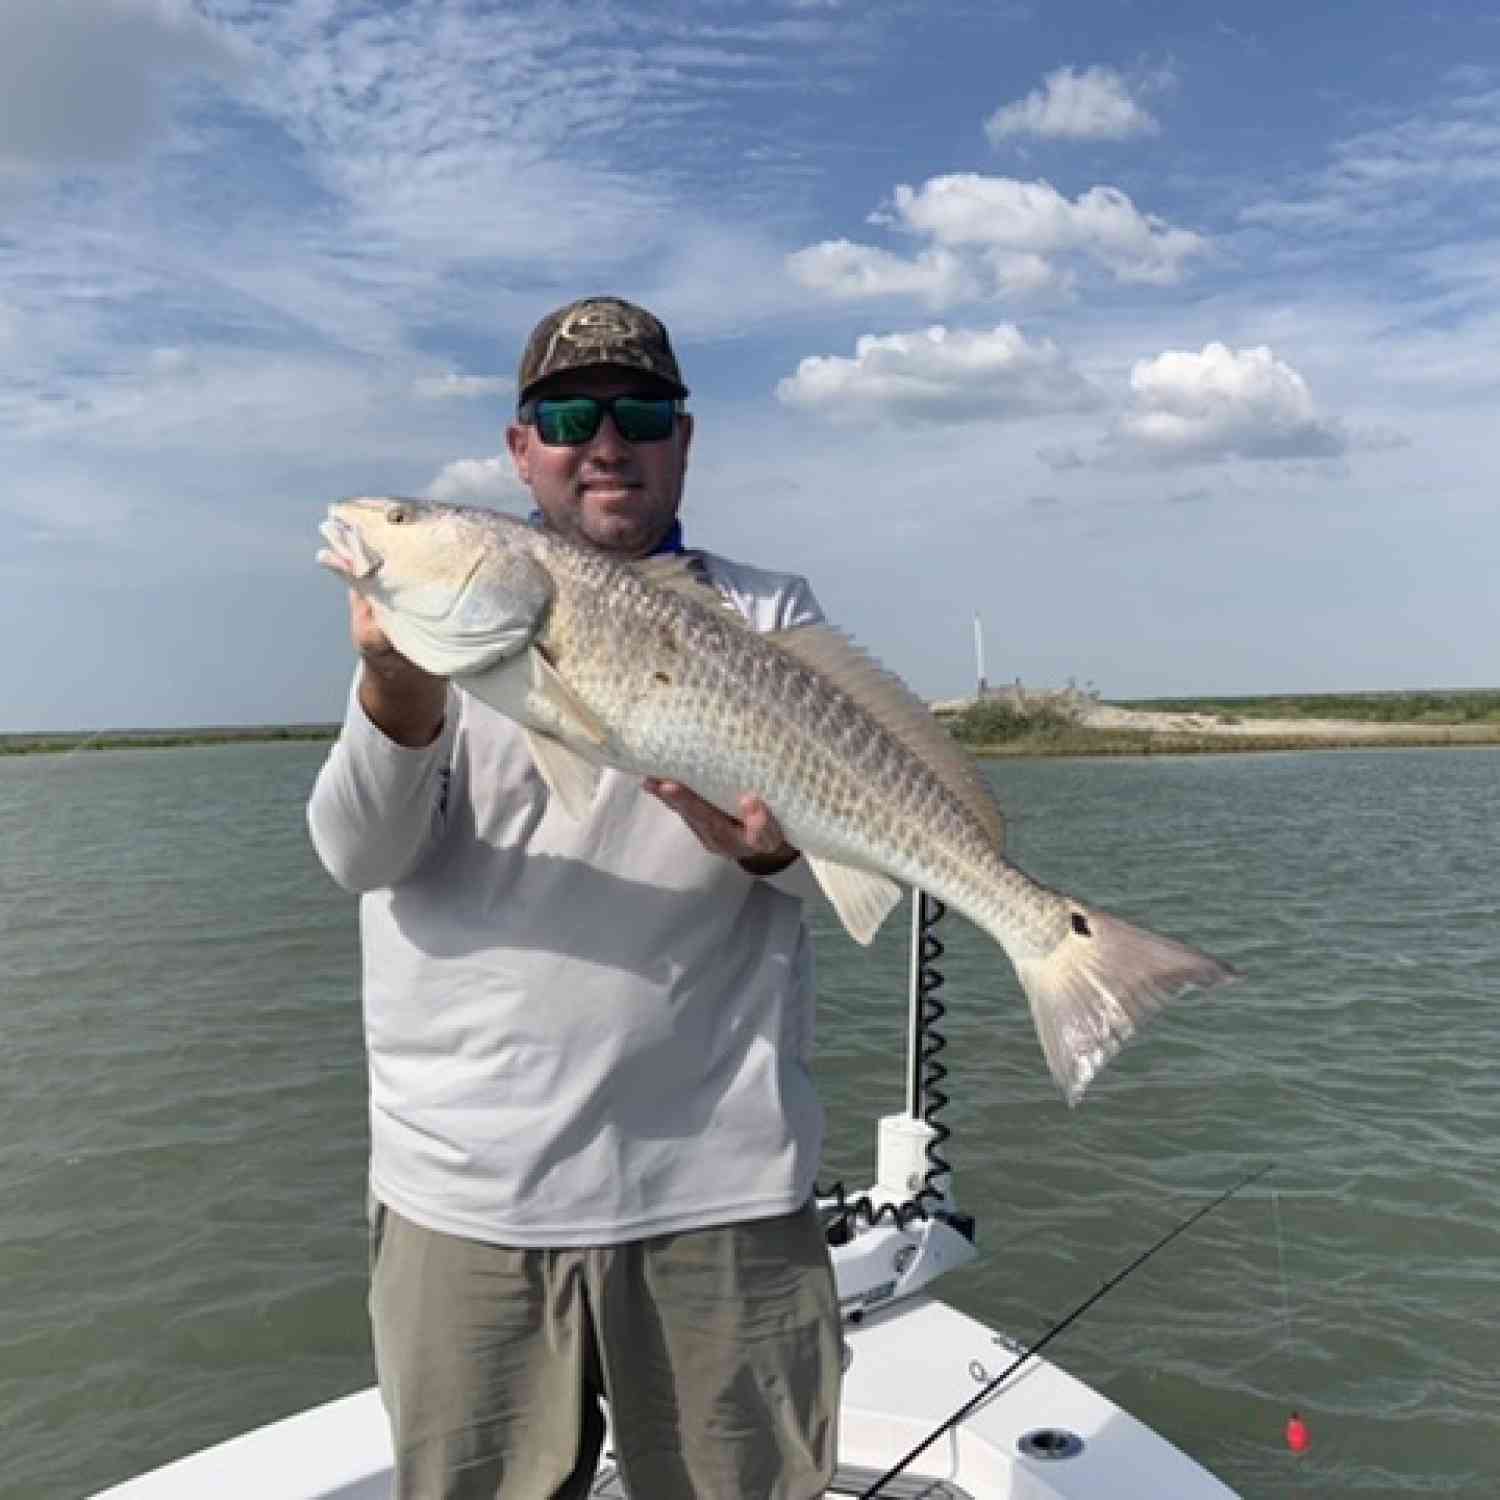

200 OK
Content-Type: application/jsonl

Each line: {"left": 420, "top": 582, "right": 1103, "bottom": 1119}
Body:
{"left": 368, "top": 1196, "right": 841, "bottom": 1500}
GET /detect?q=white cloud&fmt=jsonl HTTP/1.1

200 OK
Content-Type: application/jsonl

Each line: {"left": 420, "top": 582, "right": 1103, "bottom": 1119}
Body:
{"left": 1112, "top": 343, "right": 1348, "bottom": 464}
{"left": 0, "top": 0, "right": 860, "bottom": 377}
{"left": 788, "top": 172, "right": 1201, "bottom": 310}
{"left": 0, "top": 0, "right": 243, "bottom": 171}
{"left": 984, "top": 249, "right": 1076, "bottom": 297}
{"left": 425, "top": 456, "right": 529, "bottom": 508}
{"left": 985, "top": 65, "right": 1160, "bottom": 144}
{"left": 413, "top": 373, "right": 515, "bottom": 401}
{"left": 2, "top": 342, "right": 390, "bottom": 453}
{"left": 785, "top": 240, "right": 980, "bottom": 308}
{"left": 204, "top": 0, "right": 861, "bottom": 272}
{"left": 775, "top": 323, "right": 1102, "bottom": 424}
{"left": 1240, "top": 77, "right": 1500, "bottom": 235}
{"left": 886, "top": 174, "right": 1208, "bottom": 286}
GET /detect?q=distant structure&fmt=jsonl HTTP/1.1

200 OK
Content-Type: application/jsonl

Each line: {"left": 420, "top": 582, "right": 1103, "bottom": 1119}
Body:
{"left": 927, "top": 612, "right": 1102, "bottom": 719}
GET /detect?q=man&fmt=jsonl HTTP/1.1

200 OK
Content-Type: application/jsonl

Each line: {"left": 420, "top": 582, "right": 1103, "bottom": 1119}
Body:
{"left": 307, "top": 296, "right": 841, "bottom": 1500}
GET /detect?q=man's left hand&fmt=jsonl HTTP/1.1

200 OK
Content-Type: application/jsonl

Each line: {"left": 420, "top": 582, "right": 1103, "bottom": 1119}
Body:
{"left": 643, "top": 780, "right": 801, "bottom": 876}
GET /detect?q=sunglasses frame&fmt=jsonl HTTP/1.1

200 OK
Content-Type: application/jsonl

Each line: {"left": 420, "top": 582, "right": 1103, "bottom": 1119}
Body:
{"left": 517, "top": 393, "right": 686, "bottom": 446}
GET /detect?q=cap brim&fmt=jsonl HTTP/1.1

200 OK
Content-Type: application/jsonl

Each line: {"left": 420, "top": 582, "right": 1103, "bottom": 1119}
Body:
{"left": 520, "top": 364, "right": 689, "bottom": 404}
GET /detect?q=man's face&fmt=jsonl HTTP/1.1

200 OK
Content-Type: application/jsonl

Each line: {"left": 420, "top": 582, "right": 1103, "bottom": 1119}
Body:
{"left": 506, "top": 366, "right": 693, "bottom": 558}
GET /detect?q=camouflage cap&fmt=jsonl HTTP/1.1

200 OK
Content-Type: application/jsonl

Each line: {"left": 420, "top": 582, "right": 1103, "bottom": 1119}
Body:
{"left": 516, "top": 295, "right": 689, "bottom": 402}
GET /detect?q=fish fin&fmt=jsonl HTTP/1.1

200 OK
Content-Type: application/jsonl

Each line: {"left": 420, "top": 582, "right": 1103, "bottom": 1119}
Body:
{"left": 529, "top": 646, "right": 611, "bottom": 748}
{"left": 463, "top": 646, "right": 608, "bottom": 817}
{"left": 805, "top": 855, "right": 905, "bottom": 945}
{"left": 456, "top": 650, "right": 533, "bottom": 721}
{"left": 767, "top": 625, "right": 1005, "bottom": 847}
{"left": 1013, "top": 905, "right": 1241, "bottom": 1107}
{"left": 523, "top": 730, "right": 602, "bottom": 820}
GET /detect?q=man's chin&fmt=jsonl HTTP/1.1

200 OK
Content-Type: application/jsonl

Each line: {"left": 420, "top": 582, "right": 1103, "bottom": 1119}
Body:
{"left": 580, "top": 511, "right": 670, "bottom": 556}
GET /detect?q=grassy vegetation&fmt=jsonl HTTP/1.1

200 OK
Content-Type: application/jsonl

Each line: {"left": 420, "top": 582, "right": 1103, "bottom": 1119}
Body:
{"left": 942, "top": 697, "right": 1189, "bottom": 756}
{"left": 941, "top": 692, "right": 1500, "bottom": 758}
{"left": 1124, "top": 690, "right": 1500, "bottom": 724}
{"left": 0, "top": 725, "right": 338, "bottom": 756}
{"left": 943, "top": 698, "right": 1081, "bottom": 747}
{"left": 945, "top": 702, "right": 1223, "bottom": 757}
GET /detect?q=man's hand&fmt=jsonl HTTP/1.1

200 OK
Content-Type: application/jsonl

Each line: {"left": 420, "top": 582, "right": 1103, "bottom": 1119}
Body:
{"left": 643, "top": 780, "right": 801, "bottom": 876}
{"left": 350, "top": 593, "right": 447, "bottom": 747}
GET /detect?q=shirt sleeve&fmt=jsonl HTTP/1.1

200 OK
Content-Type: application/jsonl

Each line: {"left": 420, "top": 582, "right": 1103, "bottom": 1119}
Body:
{"left": 306, "top": 675, "right": 458, "bottom": 893}
{"left": 759, "top": 847, "right": 825, "bottom": 901}
{"left": 774, "top": 574, "right": 824, "bottom": 632}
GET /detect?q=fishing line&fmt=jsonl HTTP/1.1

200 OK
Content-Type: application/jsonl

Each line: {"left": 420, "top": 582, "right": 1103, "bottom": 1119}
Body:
{"left": 1270, "top": 1187, "right": 1313, "bottom": 1454}
{"left": 1271, "top": 1187, "right": 1295, "bottom": 1352}
{"left": 855, "top": 1161, "right": 1276, "bottom": 1499}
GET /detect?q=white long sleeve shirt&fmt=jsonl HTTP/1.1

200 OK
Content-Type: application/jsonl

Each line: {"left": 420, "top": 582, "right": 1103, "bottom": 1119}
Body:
{"left": 307, "top": 550, "right": 827, "bottom": 1247}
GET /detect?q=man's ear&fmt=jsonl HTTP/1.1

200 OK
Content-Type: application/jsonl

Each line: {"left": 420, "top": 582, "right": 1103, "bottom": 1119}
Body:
{"left": 505, "top": 423, "right": 531, "bottom": 485}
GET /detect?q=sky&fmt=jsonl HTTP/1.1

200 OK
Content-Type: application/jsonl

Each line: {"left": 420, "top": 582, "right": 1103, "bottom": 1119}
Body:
{"left": 5, "top": 0, "right": 1499, "bottom": 731}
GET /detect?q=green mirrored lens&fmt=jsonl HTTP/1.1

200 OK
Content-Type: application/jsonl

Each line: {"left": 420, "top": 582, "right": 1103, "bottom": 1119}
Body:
{"left": 538, "top": 398, "right": 603, "bottom": 444}
{"left": 611, "top": 397, "right": 675, "bottom": 442}
{"left": 533, "top": 396, "right": 676, "bottom": 445}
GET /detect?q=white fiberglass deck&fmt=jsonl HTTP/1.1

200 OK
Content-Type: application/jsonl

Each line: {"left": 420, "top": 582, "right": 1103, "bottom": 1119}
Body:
{"left": 90, "top": 1287, "right": 1236, "bottom": 1500}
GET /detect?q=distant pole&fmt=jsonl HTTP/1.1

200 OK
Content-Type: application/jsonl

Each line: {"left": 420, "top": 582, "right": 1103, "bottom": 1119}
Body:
{"left": 973, "top": 613, "right": 987, "bottom": 698}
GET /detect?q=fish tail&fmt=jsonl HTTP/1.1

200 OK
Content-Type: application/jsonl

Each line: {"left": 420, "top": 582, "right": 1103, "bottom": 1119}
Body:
{"left": 1012, "top": 904, "right": 1240, "bottom": 1107}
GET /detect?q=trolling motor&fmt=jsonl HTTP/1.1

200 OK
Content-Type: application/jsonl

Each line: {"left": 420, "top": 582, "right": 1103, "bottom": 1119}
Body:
{"left": 820, "top": 893, "right": 979, "bottom": 1322}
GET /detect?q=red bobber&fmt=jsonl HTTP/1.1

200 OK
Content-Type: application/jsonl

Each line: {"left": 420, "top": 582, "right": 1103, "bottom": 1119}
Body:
{"left": 1285, "top": 1411, "right": 1310, "bottom": 1453}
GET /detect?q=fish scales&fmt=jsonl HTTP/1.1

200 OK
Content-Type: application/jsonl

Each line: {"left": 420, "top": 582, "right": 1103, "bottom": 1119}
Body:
{"left": 318, "top": 498, "right": 1241, "bottom": 1104}
{"left": 536, "top": 532, "right": 996, "bottom": 909}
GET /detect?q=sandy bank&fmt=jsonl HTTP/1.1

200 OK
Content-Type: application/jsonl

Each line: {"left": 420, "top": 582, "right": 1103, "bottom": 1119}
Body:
{"left": 1078, "top": 704, "right": 1500, "bottom": 743}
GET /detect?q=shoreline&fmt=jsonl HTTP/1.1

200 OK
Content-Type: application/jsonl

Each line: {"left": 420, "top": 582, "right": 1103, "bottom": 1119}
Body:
{"left": 6, "top": 714, "right": 1500, "bottom": 760}
{"left": 986, "top": 704, "right": 1500, "bottom": 757}
{"left": 0, "top": 727, "right": 338, "bottom": 756}
{"left": 947, "top": 698, "right": 1500, "bottom": 758}
{"left": 968, "top": 725, "right": 1500, "bottom": 757}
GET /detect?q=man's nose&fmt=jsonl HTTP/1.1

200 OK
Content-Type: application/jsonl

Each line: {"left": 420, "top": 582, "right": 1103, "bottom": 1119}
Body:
{"left": 584, "top": 414, "right": 631, "bottom": 460}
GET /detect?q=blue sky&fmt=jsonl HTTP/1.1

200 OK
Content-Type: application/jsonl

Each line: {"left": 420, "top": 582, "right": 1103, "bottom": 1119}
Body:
{"left": 5, "top": 0, "right": 1499, "bottom": 731}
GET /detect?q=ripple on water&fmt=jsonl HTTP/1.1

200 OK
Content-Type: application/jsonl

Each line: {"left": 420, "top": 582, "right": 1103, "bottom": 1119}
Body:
{"left": 5, "top": 744, "right": 1500, "bottom": 1498}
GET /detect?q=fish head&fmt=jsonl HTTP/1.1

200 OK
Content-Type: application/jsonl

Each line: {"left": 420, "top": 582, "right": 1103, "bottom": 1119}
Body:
{"left": 318, "top": 496, "right": 554, "bottom": 674}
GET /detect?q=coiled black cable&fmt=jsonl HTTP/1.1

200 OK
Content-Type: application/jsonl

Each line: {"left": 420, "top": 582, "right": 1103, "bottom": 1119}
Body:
{"left": 819, "top": 893, "right": 953, "bottom": 1242}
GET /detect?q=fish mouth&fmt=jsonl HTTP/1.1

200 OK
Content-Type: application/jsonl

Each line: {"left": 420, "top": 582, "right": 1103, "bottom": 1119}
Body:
{"left": 316, "top": 512, "right": 382, "bottom": 581}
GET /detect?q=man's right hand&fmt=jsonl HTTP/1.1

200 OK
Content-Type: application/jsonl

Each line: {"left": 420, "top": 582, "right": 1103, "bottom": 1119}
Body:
{"left": 351, "top": 593, "right": 447, "bottom": 747}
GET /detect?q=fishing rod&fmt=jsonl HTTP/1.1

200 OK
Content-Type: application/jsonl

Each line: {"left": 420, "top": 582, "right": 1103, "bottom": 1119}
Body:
{"left": 856, "top": 1160, "right": 1276, "bottom": 1499}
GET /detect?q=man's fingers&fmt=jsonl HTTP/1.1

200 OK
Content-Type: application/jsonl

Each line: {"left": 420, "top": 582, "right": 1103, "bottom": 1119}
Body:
{"left": 348, "top": 592, "right": 393, "bottom": 656}
{"left": 737, "top": 795, "right": 786, "bottom": 855}
{"left": 645, "top": 780, "right": 740, "bottom": 854}
{"left": 644, "top": 781, "right": 792, "bottom": 862}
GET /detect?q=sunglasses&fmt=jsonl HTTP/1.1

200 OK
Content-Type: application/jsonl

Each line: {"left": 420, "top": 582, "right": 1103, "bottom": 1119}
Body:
{"left": 518, "top": 394, "right": 684, "bottom": 446}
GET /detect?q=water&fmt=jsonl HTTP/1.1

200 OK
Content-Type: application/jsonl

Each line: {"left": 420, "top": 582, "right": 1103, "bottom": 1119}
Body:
{"left": 3, "top": 743, "right": 1498, "bottom": 1498}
